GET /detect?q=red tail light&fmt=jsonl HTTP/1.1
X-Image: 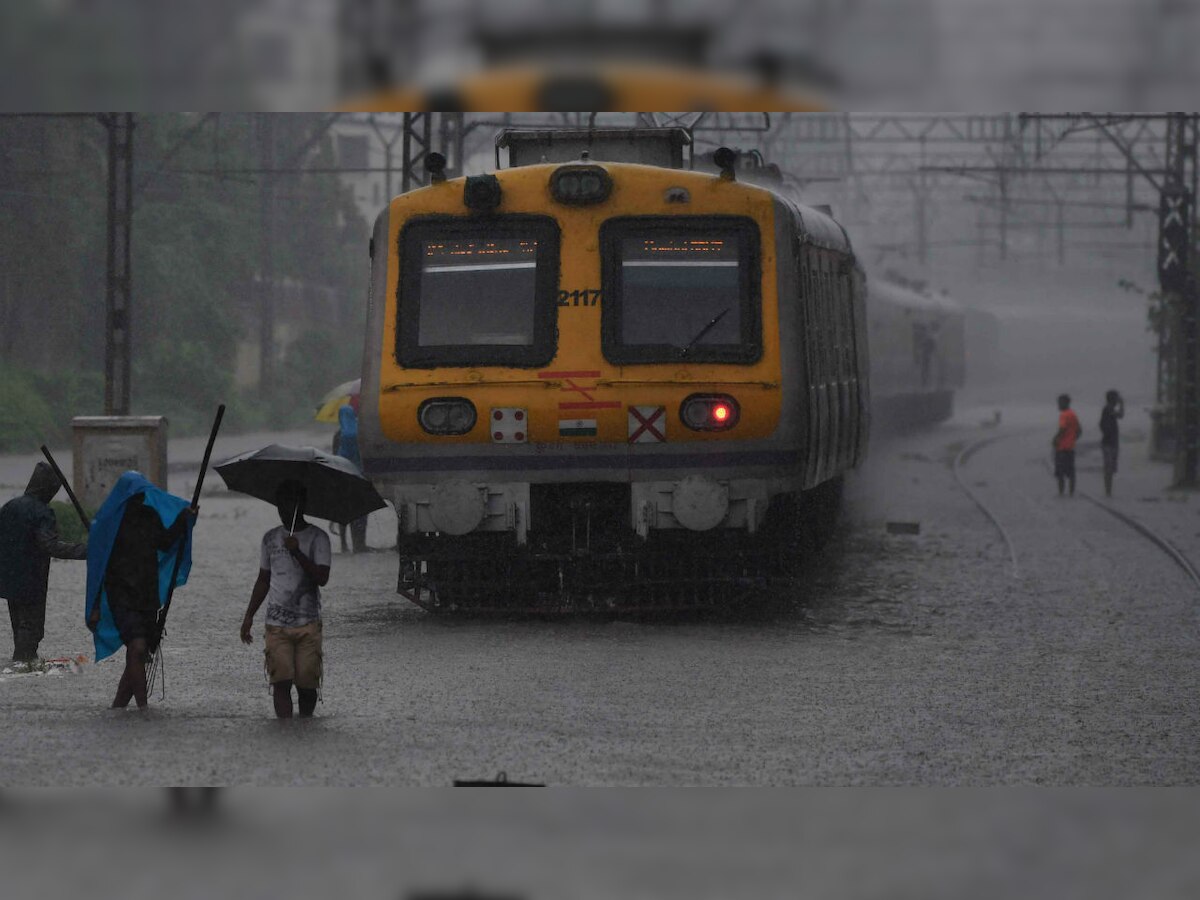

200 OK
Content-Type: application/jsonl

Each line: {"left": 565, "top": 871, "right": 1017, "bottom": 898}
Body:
{"left": 680, "top": 394, "right": 740, "bottom": 431}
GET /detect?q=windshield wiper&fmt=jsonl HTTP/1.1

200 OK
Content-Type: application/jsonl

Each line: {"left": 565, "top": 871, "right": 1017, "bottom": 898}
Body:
{"left": 679, "top": 308, "right": 731, "bottom": 357}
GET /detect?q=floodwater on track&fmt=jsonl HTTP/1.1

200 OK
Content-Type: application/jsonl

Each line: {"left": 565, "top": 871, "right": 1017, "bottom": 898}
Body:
{"left": 3, "top": 409, "right": 1199, "bottom": 785}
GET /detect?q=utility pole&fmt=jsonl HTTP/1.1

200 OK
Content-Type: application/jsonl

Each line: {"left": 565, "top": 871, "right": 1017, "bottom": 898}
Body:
{"left": 401, "top": 112, "right": 431, "bottom": 193}
{"left": 398, "top": 112, "right": 466, "bottom": 191}
{"left": 368, "top": 114, "right": 403, "bottom": 202}
{"left": 102, "top": 113, "right": 134, "bottom": 416}
{"left": 258, "top": 114, "right": 277, "bottom": 396}
{"left": 1159, "top": 112, "right": 1199, "bottom": 486}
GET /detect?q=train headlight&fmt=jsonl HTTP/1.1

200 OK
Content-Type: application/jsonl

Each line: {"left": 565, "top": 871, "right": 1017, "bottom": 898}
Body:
{"left": 418, "top": 398, "right": 477, "bottom": 435}
{"left": 550, "top": 165, "right": 612, "bottom": 205}
{"left": 680, "top": 394, "right": 740, "bottom": 431}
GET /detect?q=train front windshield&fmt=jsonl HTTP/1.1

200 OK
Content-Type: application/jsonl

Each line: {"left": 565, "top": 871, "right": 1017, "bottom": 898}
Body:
{"left": 600, "top": 217, "right": 761, "bottom": 365}
{"left": 396, "top": 217, "right": 559, "bottom": 367}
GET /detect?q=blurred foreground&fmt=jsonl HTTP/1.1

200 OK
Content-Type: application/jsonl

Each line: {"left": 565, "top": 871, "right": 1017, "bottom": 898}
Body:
{"left": 1, "top": 0, "right": 1195, "bottom": 110}
{"left": 1, "top": 788, "right": 1198, "bottom": 899}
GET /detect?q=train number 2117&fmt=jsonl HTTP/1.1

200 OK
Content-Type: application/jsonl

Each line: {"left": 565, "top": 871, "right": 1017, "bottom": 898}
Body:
{"left": 558, "top": 289, "right": 601, "bottom": 307}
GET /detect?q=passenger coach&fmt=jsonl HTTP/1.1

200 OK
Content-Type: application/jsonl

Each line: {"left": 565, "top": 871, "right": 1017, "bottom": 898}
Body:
{"left": 357, "top": 128, "right": 868, "bottom": 610}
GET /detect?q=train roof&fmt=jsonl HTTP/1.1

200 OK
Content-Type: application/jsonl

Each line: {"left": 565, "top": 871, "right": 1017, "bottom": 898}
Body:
{"left": 381, "top": 156, "right": 856, "bottom": 257}
{"left": 792, "top": 203, "right": 852, "bottom": 254}
{"left": 771, "top": 195, "right": 852, "bottom": 254}
{"left": 497, "top": 127, "right": 691, "bottom": 169}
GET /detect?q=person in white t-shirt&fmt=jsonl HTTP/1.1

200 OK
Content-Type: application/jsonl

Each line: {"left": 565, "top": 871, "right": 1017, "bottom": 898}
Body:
{"left": 239, "top": 480, "right": 331, "bottom": 719}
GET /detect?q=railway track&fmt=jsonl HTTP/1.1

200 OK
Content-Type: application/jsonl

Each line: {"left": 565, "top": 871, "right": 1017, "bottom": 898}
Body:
{"left": 1076, "top": 491, "right": 1200, "bottom": 590}
{"left": 952, "top": 430, "right": 1200, "bottom": 592}
{"left": 952, "top": 433, "right": 1021, "bottom": 577}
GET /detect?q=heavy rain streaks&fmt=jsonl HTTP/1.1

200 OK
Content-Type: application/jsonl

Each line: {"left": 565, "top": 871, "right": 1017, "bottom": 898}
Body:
{"left": 2, "top": 109, "right": 1200, "bottom": 791}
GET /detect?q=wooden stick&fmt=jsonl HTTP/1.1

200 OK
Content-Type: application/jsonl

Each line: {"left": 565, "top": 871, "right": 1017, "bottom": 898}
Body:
{"left": 188, "top": 404, "right": 225, "bottom": 509}
{"left": 39, "top": 445, "right": 90, "bottom": 531}
{"left": 148, "top": 404, "right": 224, "bottom": 692}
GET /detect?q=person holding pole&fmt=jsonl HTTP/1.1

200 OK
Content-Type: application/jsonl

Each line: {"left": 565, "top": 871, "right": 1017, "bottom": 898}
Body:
{"left": 85, "top": 472, "right": 195, "bottom": 709}
{"left": 0, "top": 463, "right": 88, "bottom": 667}
{"left": 240, "top": 480, "right": 330, "bottom": 719}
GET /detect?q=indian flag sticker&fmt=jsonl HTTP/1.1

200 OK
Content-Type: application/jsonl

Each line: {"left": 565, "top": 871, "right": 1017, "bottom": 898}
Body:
{"left": 558, "top": 418, "right": 598, "bottom": 437}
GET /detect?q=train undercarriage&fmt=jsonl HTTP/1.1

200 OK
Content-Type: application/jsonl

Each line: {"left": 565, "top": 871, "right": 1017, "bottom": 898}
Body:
{"left": 394, "top": 477, "right": 843, "bottom": 613}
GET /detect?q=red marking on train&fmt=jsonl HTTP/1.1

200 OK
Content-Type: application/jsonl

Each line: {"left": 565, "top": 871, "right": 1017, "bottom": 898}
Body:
{"left": 562, "top": 380, "right": 597, "bottom": 402}
{"left": 541, "top": 370, "right": 614, "bottom": 411}
{"left": 559, "top": 401, "right": 622, "bottom": 410}
{"left": 628, "top": 406, "right": 666, "bottom": 443}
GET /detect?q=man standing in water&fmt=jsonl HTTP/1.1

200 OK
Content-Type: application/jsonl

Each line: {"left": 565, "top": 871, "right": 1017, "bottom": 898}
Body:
{"left": 1052, "top": 393, "right": 1083, "bottom": 497}
{"left": 240, "top": 481, "right": 330, "bottom": 719}
{"left": 1099, "top": 389, "right": 1125, "bottom": 498}
{"left": 0, "top": 463, "right": 87, "bottom": 667}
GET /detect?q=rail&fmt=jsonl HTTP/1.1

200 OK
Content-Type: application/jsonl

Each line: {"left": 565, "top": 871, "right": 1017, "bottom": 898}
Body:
{"left": 955, "top": 428, "right": 1200, "bottom": 592}
{"left": 952, "top": 433, "right": 1020, "bottom": 578}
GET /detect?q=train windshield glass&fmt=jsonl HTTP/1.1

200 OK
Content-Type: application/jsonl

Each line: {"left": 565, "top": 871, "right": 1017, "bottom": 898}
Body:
{"left": 417, "top": 237, "right": 538, "bottom": 346}
{"left": 397, "top": 218, "right": 559, "bottom": 368}
{"left": 601, "top": 218, "right": 761, "bottom": 364}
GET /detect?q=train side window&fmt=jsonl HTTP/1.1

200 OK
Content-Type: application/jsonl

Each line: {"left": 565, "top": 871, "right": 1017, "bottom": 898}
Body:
{"left": 837, "top": 271, "right": 852, "bottom": 377}
{"left": 827, "top": 265, "right": 842, "bottom": 378}
{"left": 820, "top": 262, "right": 834, "bottom": 381}
{"left": 395, "top": 215, "right": 561, "bottom": 368}
{"left": 800, "top": 256, "right": 819, "bottom": 382}
{"left": 814, "top": 263, "right": 829, "bottom": 381}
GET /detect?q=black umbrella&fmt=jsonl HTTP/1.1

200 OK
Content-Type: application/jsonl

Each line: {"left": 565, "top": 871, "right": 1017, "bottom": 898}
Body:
{"left": 214, "top": 444, "right": 386, "bottom": 525}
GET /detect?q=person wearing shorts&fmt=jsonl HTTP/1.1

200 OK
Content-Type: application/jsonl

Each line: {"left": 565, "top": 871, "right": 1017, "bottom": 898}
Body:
{"left": 240, "top": 481, "right": 330, "bottom": 719}
{"left": 1052, "top": 393, "right": 1082, "bottom": 497}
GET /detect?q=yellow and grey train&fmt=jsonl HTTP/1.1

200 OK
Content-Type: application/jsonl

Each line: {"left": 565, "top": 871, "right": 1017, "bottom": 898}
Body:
{"left": 358, "top": 127, "right": 869, "bottom": 610}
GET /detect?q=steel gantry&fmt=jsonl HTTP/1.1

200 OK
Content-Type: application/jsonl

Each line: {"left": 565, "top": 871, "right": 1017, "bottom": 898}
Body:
{"left": 1000, "top": 114, "right": 1200, "bottom": 485}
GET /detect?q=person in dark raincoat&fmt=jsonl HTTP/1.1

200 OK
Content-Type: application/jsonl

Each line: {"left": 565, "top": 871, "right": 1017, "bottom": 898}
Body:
{"left": 0, "top": 462, "right": 87, "bottom": 665}
{"left": 86, "top": 472, "right": 195, "bottom": 709}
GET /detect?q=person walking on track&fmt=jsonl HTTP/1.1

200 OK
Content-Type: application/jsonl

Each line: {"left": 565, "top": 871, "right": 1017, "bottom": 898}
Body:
{"left": 1052, "top": 393, "right": 1083, "bottom": 497}
{"left": 1099, "top": 390, "right": 1124, "bottom": 498}
{"left": 0, "top": 463, "right": 87, "bottom": 667}
{"left": 239, "top": 481, "right": 331, "bottom": 719}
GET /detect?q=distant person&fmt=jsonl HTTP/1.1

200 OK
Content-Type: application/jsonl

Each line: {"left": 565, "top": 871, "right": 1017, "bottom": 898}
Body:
{"left": 1099, "top": 389, "right": 1125, "bottom": 498}
{"left": 86, "top": 472, "right": 195, "bottom": 709}
{"left": 0, "top": 463, "right": 87, "bottom": 667}
{"left": 1052, "top": 393, "right": 1083, "bottom": 497}
{"left": 240, "top": 481, "right": 331, "bottom": 719}
{"left": 337, "top": 396, "right": 368, "bottom": 553}
{"left": 330, "top": 427, "right": 348, "bottom": 554}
